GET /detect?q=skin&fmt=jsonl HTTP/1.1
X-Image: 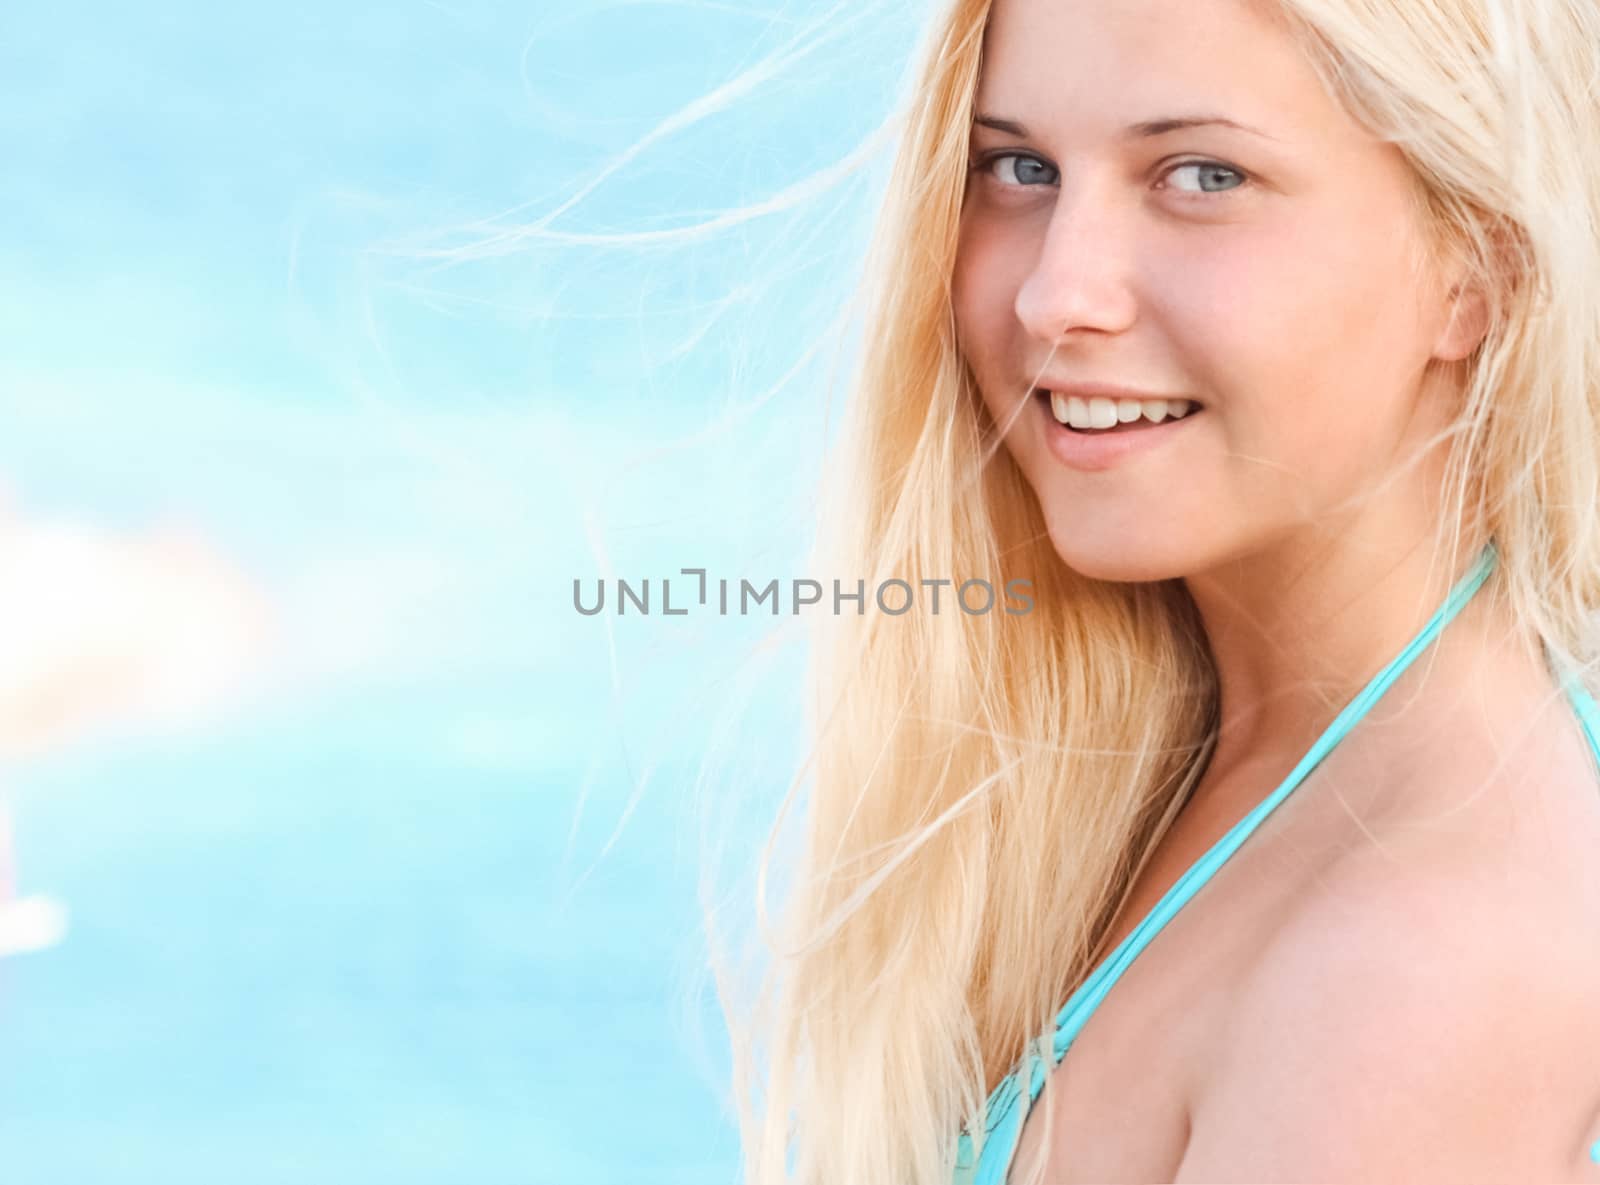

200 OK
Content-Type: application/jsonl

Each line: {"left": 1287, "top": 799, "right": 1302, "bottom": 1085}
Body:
{"left": 951, "top": 0, "right": 1503, "bottom": 782}
{"left": 950, "top": 0, "right": 1600, "bottom": 1178}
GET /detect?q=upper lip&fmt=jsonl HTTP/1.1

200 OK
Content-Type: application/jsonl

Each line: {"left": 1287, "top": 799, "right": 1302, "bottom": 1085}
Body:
{"left": 1034, "top": 380, "right": 1198, "bottom": 405}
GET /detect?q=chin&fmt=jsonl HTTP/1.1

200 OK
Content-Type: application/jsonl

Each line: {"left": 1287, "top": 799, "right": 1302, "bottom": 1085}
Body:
{"left": 1043, "top": 515, "right": 1192, "bottom": 585}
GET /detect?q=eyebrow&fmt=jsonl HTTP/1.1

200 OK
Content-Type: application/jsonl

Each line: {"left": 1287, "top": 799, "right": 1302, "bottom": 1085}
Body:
{"left": 973, "top": 114, "right": 1278, "bottom": 141}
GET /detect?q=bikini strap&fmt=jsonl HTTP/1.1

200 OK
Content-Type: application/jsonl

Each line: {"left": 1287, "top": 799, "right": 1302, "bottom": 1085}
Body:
{"left": 953, "top": 539, "right": 1500, "bottom": 1184}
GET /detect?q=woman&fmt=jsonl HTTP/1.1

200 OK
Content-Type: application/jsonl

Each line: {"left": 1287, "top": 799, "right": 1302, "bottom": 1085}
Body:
{"left": 726, "top": 0, "right": 1600, "bottom": 1180}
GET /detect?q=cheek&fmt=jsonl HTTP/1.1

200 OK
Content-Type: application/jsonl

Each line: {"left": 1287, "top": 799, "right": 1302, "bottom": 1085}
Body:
{"left": 952, "top": 219, "right": 1029, "bottom": 393}
{"left": 953, "top": 227, "right": 1004, "bottom": 337}
{"left": 1285, "top": 219, "right": 1432, "bottom": 383}
{"left": 1155, "top": 213, "right": 1432, "bottom": 438}
{"left": 947, "top": 219, "right": 1036, "bottom": 418}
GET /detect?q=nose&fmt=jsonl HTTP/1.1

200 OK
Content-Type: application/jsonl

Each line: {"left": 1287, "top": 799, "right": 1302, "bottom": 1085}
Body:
{"left": 1013, "top": 181, "right": 1139, "bottom": 343}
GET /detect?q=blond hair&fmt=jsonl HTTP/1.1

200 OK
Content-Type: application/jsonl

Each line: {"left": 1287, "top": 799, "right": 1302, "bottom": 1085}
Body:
{"left": 723, "top": 0, "right": 1600, "bottom": 1181}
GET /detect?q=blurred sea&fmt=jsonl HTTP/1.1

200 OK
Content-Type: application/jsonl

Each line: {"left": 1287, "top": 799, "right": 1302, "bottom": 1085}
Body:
{"left": 2, "top": 682, "right": 749, "bottom": 1185}
{"left": 0, "top": 0, "right": 925, "bottom": 1179}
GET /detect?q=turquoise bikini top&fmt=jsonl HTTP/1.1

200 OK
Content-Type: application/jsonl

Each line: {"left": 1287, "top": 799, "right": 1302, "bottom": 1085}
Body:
{"left": 950, "top": 540, "right": 1600, "bottom": 1182}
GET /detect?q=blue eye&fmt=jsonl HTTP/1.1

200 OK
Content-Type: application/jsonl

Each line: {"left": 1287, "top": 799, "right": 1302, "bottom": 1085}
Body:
{"left": 970, "top": 152, "right": 1248, "bottom": 198}
{"left": 1163, "top": 161, "right": 1246, "bottom": 194}
{"left": 978, "top": 152, "right": 1059, "bottom": 187}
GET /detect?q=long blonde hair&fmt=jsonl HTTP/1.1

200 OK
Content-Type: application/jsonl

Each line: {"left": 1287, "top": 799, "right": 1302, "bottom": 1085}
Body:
{"left": 724, "top": 0, "right": 1600, "bottom": 1180}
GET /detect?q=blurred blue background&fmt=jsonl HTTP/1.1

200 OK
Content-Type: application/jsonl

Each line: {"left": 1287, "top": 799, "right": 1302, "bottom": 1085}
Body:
{"left": 0, "top": 2, "right": 925, "bottom": 1181}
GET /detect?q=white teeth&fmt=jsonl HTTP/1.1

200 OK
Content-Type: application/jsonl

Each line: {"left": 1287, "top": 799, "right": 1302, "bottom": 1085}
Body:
{"left": 1045, "top": 391, "right": 1197, "bottom": 429}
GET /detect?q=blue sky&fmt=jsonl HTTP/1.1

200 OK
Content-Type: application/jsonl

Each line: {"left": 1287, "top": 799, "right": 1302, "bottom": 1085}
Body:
{"left": 1, "top": 0, "right": 921, "bottom": 695}
{"left": 0, "top": 1, "right": 928, "bottom": 1181}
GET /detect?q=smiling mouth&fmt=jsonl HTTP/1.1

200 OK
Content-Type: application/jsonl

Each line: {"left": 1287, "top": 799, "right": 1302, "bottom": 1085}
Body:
{"left": 1033, "top": 388, "right": 1204, "bottom": 434}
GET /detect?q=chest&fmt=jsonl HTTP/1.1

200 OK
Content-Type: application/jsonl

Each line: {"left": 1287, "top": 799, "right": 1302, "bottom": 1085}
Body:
{"left": 1006, "top": 771, "right": 1336, "bottom": 1182}
{"left": 1001, "top": 712, "right": 1600, "bottom": 1184}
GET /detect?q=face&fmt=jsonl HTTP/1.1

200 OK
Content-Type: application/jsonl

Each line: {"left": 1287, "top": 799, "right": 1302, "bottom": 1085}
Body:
{"left": 952, "top": 0, "right": 1483, "bottom": 583}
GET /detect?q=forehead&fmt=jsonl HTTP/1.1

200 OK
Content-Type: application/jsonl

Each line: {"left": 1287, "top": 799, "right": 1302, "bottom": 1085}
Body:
{"left": 975, "top": 0, "right": 1345, "bottom": 145}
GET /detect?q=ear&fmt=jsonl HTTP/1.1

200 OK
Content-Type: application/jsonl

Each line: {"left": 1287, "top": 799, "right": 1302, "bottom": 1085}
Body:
{"left": 1432, "top": 274, "right": 1490, "bottom": 363}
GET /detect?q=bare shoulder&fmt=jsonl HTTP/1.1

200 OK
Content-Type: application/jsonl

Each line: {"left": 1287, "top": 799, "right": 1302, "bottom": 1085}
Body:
{"left": 1174, "top": 837, "right": 1600, "bottom": 1182}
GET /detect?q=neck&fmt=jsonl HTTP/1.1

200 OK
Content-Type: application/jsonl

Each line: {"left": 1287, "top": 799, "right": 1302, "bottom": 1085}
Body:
{"left": 1181, "top": 520, "right": 1526, "bottom": 796}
